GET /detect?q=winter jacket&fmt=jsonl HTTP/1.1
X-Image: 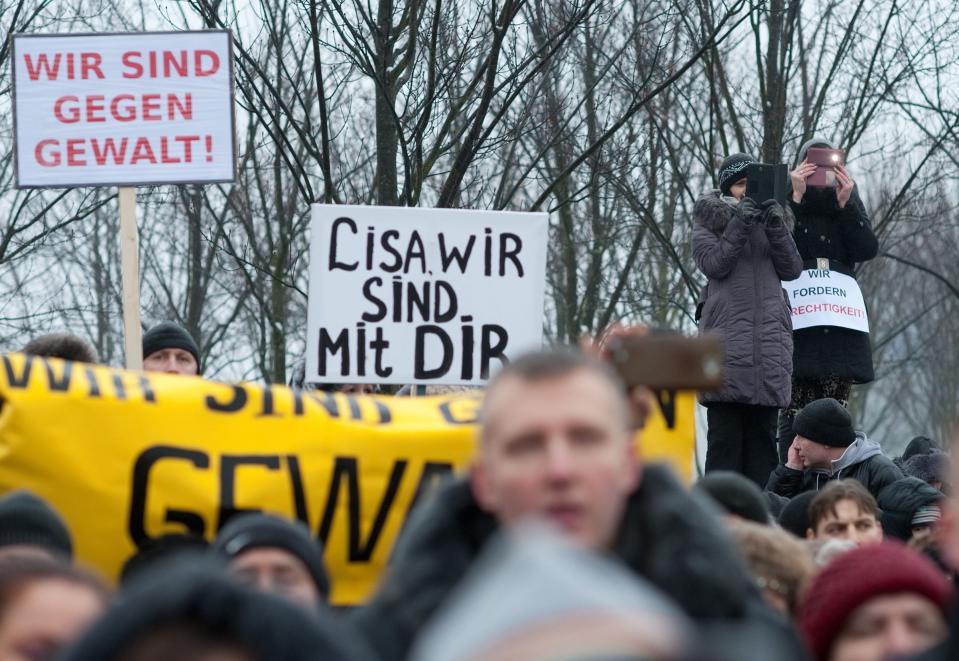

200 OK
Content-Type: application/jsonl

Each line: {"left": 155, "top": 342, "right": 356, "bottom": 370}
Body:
{"left": 693, "top": 191, "right": 803, "bottom": 407}
{"left": 789, "top": 138, "right": 879, "bottom": 383}
{"left": 877, "top": 477, "right": 944, "bottom": 541}
{"left": 766, "top": 432, "right": 903, "bottom": 499}
{"left": 351, "top": 465, "right": 806, "bottom": 661}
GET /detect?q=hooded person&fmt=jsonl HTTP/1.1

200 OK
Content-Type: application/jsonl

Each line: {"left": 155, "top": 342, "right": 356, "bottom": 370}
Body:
{"left": 141, "top": 322, "right": 201, "bottom": 376}
{"left": 798, "top": 542, "right": 952, "bottom": 661}
{"left": 0, "top": 490, "right": 73, "bottom": 562}
{"left": 212, "top": 513, "right": 330, "bottom": 610}
{"left": 776, "top": 138, "right": 879, "bottom": 462}
{"left": 899, "top": 436, "right": 939, "bottom": 465}
{"left": 693, "top": 153, "right": 803, "bottom": 487}
{"left": 766, "top": 398, "right": 902, "bottom": 499}
{"left": 902, "top": 452, "right": 951, "bottom": 493}
{"left": 410, "top": 525, "right": 695, "bottom": 661}
{"left": 877, "top": 477, "right": 944, "bottom": 542}
{"left": 61, "top": 557, "right": 372, "bottom": 661}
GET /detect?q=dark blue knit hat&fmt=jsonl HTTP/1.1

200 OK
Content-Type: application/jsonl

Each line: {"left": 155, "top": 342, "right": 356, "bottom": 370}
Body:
{"left": 717, "top": 153, "right": 757, "bottom": 195}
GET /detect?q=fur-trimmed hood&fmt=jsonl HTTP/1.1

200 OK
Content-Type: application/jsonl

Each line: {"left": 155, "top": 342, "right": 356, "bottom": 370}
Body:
{"left": 694, "top": 189, "right": 741, "bottom": 234}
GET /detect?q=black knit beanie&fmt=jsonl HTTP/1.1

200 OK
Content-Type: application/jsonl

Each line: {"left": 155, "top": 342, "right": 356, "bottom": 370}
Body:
{"left": 63, "top": 557, "right": 372, "bottom": 661}
{"left": 142, "top": 322, "right": 201, "bottom": 373}
{"left": 717, "top": 153, "right": 757, "bottom": 195}
{"left": 778, "top": 491, "right": 817, "bottom": 538}
{"left": 0, "top": 490, "right": 73, "bottom": 559}
{"left": 695, "top": 471, "right": 770, "bottom": 524}
{"left": 213, "top": 513, "right": 330, "bottom": 600}
{"left": 793, "top": 398, "right": 856, "bottom": 447}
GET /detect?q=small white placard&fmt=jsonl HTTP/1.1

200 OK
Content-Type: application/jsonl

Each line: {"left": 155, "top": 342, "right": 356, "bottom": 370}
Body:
{"left": 13, "top": 31, "right": 235, "bottom": 187}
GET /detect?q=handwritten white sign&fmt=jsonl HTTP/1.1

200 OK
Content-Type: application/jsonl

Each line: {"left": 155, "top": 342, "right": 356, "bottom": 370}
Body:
{"left": 305, "top": 205, "right": 549, "bottom": 385}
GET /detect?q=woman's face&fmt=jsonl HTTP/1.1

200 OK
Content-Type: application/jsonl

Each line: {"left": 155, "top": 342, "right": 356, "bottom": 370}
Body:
{"left": 729, "top": 178, "right": 747, "bottom": 200}
{"left": 0, "top": 579, "right": 105, "bottom": 661}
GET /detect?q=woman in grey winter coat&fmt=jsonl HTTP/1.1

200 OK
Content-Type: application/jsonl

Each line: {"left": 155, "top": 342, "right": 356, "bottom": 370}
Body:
{"left": 694, "top": 153, "right": 803, "bottom": 487}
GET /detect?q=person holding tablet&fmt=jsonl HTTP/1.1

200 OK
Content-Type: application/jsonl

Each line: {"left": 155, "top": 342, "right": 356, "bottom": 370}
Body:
{"left": 779, "top": 139, "right": 879, "bottom": 463}
{"left": 693, "top": 153, "right": 803, "bottom": 486}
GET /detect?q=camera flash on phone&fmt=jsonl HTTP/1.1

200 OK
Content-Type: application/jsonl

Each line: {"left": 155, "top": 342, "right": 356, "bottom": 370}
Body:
{"left": 831, "top": 153, "right": 839, "bottom": 162}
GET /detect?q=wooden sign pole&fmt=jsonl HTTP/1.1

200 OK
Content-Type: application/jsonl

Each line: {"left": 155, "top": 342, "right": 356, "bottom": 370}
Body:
{"left": 118, "top": 187, "right": 142, "bottom": 370}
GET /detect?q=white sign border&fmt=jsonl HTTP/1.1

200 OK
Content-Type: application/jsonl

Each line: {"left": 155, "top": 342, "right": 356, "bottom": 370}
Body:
{"left": 305, "top": 204, "right": 550, "bottom": 386}
{"left": 11, "top": 29, "right": 238, "bottom": 189}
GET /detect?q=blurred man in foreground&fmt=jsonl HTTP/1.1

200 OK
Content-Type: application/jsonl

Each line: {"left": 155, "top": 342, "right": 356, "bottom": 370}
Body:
{"left": 352, "top": 349, "right": 804, "bottom": 660}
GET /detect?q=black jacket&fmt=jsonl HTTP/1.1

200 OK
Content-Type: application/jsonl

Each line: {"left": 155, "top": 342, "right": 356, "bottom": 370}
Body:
{"left": 351, "top": 465, "right": 806, "bottom": 661}
{"left": 766, "top": 433, "right": 903, "bottom": 499}
{"left": 877, "top": 477, "right": 944, "bottom": 541}
{"left": 789, "top": 174, "right": 878, "bottom": 383}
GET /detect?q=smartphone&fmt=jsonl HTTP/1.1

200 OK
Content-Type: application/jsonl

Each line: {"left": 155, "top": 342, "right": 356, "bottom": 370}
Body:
{"left": 746, "top": 163, "right": 787, "bottom": 205}
{"left": 606, "top": 332, "right": 724, "bottom": 391}
{"left": 806, "top": 147, "right": 844, "bottom": 187}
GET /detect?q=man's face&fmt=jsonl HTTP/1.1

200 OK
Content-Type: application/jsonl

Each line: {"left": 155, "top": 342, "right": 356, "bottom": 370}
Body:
{"left": 830, "top": 593, "right": 947, "bottom": 661}
{"left": 229, "top": 547, "right": 320, "bottom": 611}
{"left": 796, "top": 435, "right": 837, "bottom": 470}
{"left": 471, "top": 369, "right": 640, "bottom": 550}
{"left": 808, "top": 499, "right": 882, "bottom": 546}
{"left": 143, "top": 348, "right": 198, "bottom": 376}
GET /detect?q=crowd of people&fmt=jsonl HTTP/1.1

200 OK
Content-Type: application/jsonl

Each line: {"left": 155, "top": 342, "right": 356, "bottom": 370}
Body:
{"left": 0, "top": 143, "right": 954, "bottom": 660}
{"left": 3, "top": 325, "right": 955, "bottom": 660}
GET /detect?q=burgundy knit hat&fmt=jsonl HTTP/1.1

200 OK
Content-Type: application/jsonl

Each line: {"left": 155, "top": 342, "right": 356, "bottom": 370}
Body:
{"left": 798, "top": 542, "right": 953, "bottom": 661}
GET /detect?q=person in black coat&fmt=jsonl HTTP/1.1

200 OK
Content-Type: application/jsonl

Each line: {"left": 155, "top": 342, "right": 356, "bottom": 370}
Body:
{"left": 351, "top": 469, "right": 805, "bottom": 661}
{"left": 351, "top": 350, "right": 805, "bottom": 661}
{"left": 778, "top": 138, "right": 879, "bottom": 462}
{"left": 766, "top": 399, "right": 902, "bottom": 500}
{"left": 877, "top": 477, "right": 944, "bottom": 542}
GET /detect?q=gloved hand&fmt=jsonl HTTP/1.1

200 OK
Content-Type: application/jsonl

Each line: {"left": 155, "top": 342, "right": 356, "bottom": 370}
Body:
{"left": 761, "top": 199, "right": 785, "bottom": 228}
{"left": 739, "top": 197, "right": 762, "bottom": 223}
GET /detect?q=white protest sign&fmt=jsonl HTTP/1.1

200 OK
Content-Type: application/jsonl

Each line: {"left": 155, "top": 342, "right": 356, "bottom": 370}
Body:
{"left": 785, "top": 268, "right": 869, "bottom": 333}
{"left": 306, "top": 205, "right": 548, "bottom": 385}
{"left": 13, "top": 31, "right": 235, "bottom": 188}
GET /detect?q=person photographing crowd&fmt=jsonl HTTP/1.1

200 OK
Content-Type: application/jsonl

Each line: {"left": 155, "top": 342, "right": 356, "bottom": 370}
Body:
{"left": 693, "top": 153, "right": 803, "bottom": 486}
{"left": 779, "top": 139, "right": 878, "bottom": 462}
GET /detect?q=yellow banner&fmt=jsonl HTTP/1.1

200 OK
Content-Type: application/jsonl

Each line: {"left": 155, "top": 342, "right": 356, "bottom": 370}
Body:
{"left": 0, "top": 353, "right": 694, "bottom": 604}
